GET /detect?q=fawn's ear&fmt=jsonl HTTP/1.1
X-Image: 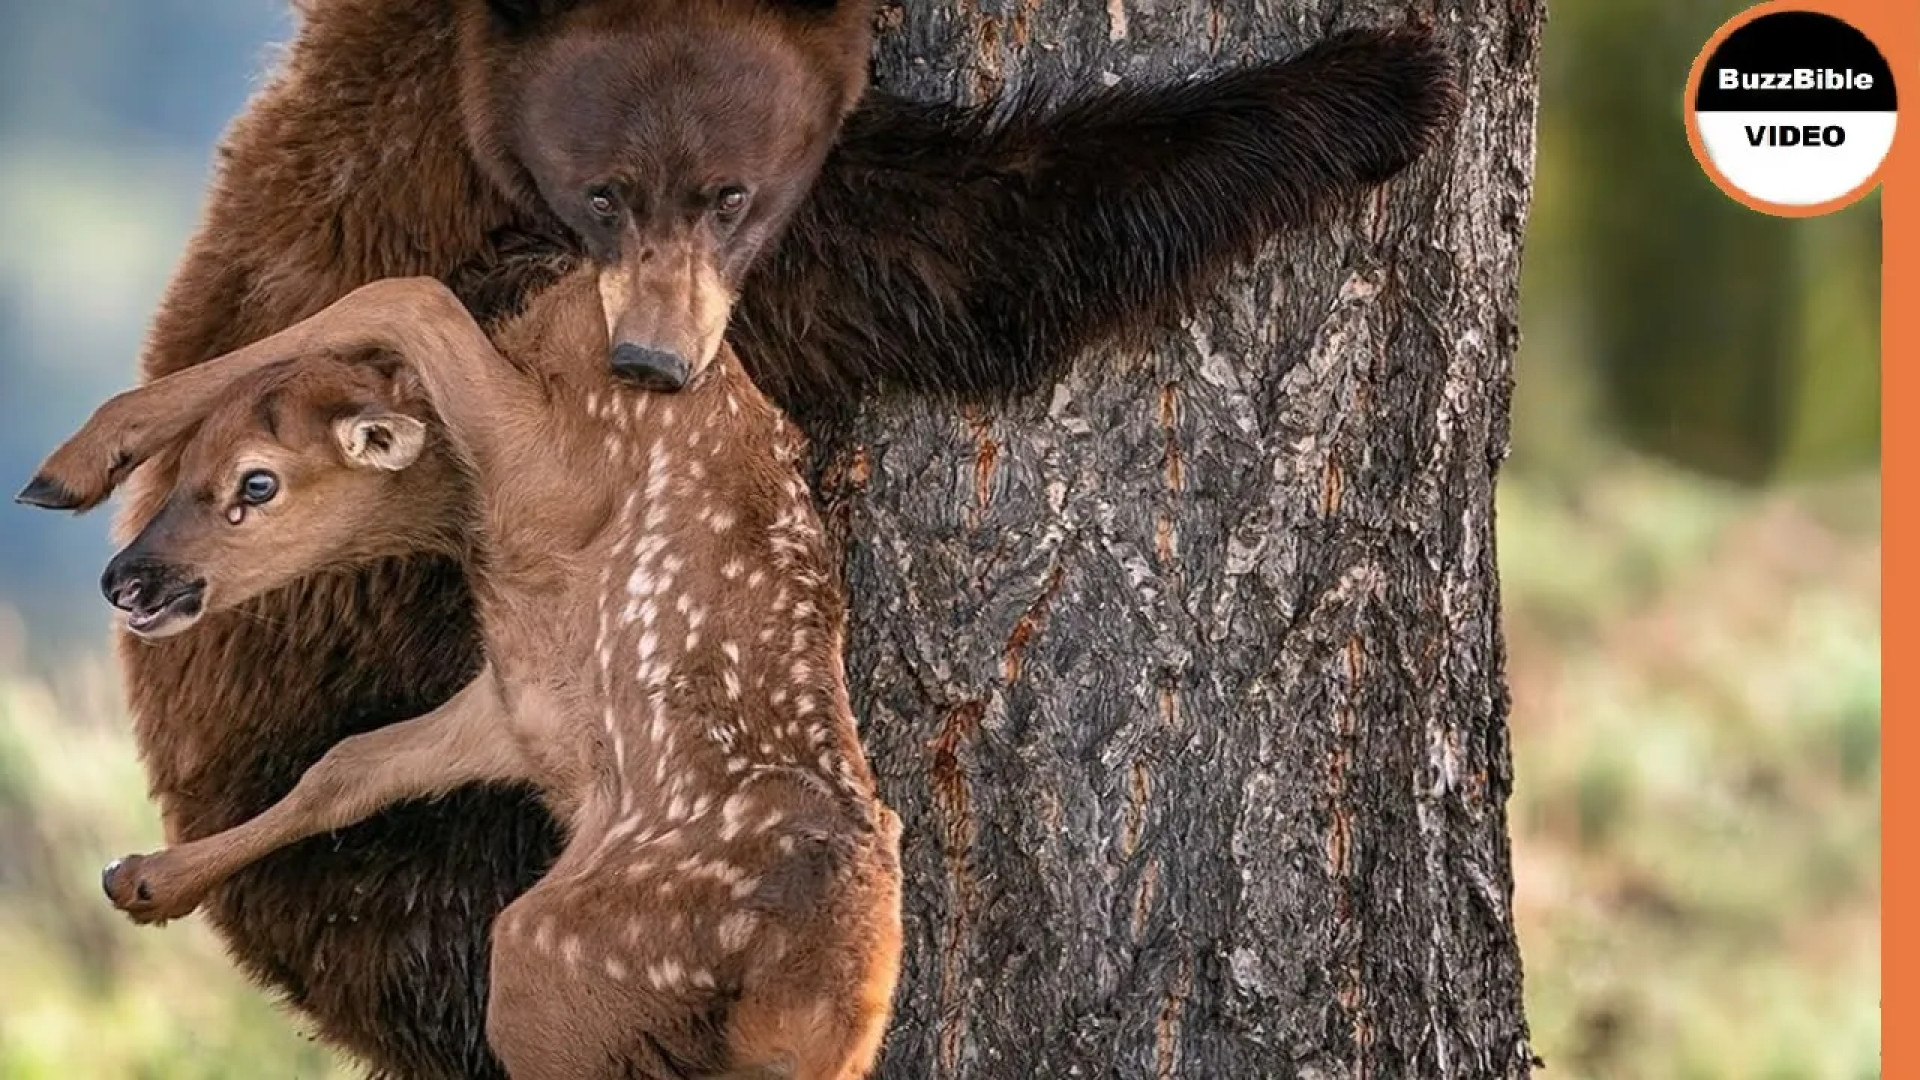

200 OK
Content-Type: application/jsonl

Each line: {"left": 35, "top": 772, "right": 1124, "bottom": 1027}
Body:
{"left": 333, "top": 412, "right": 427, "bottom": 472}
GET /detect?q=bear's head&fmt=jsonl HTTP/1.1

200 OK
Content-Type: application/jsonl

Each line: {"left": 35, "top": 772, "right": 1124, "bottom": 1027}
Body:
{"left": 460, "top": 0, "right": 876, "bottom": 390}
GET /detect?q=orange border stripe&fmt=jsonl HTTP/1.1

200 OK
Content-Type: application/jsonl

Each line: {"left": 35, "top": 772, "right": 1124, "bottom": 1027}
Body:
{"left": 1858, "top": 0, "right": 1913, "bottom": 1070}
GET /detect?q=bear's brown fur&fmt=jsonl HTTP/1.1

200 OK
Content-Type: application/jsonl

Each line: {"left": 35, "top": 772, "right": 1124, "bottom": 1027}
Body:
{"left": 58, "top": 1, "right": 1459, "bottom": 1075}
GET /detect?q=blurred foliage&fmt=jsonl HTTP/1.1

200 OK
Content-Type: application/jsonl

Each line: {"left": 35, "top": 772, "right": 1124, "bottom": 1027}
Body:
{"left": 1508, "top": 1, "right": 1882, "bottom": 1075}
{"left": 0, "top": 623, "right": 351, "bottom": 1078}
{"left": 1502, "top": 464, "right": 1880, "bottom": 1080}
{"left": 1518, "top": 0, "right": 1881, "bottom": 487}
{"left": 0, "top": 0, "right": 1882, "bottom": 1077}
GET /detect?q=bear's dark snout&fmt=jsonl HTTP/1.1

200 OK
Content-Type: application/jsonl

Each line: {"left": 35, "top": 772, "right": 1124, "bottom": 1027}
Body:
{"left": 610, "top": 342, "right": 690, "bottom": 392}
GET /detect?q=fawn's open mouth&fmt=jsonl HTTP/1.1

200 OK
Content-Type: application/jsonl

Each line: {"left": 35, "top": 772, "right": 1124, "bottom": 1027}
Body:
{"left": 123, "top": 581, "right": 206, "bottom": 638}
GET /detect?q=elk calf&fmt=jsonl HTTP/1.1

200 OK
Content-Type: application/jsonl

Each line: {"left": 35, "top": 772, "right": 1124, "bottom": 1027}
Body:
{"left": 23, "top": 272, "right": 904, "bottom": 1080}
{"left": 80, "top": 358, "right": 465, "bottom": 637}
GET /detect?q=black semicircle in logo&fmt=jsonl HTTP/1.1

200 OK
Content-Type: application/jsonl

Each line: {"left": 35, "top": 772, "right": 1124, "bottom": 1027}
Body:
{"left": 1695, "top": 10, "right": 1897, "bottom": 112}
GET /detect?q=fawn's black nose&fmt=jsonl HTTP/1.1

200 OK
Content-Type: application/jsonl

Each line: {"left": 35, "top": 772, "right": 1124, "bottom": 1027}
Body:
{"left": 610, "top": 343, "right": 690, "bottom": 392}
{"left": 99, "top": 551, "right": 207, "bottom": 637}
{"left": 100, "top": 554, "right": 149, "bottom": 612}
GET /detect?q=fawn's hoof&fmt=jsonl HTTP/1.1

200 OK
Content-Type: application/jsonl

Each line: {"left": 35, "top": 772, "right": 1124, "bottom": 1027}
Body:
{"left": 15, "top": 473, "right": 82, "bottom": 511}
{"left": 102, "top": 854, "right": 188, "bottom": 925}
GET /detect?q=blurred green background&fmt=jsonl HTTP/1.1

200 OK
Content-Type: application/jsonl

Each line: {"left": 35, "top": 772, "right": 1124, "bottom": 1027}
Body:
{"left": 0, "top": 1, "right": 1881, "bottom": 1077}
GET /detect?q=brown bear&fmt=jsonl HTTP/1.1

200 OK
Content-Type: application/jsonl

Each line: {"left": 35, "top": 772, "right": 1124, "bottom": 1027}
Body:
{"left": 21, "top": 1, "right": 1459, "bottom": 1076}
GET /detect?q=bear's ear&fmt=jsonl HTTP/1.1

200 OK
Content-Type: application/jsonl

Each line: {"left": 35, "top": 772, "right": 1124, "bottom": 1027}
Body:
{"left": 485, "top": 0, "right": 581, "bottom": 33}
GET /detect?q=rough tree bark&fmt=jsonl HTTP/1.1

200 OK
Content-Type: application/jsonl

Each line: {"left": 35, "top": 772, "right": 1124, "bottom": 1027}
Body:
{"left": 811, "top": 2, "right": 1544, "bottom": 1077}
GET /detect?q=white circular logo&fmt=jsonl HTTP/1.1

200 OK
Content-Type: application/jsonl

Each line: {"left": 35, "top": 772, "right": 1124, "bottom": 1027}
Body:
{"left": 1687, "top": 8, "right": 1897, "bottom": 216}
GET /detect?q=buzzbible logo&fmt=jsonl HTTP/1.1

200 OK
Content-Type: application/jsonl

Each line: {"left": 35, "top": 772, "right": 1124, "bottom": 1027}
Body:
{"left": 1685, "top": 4, "right": 1898, "bottom": 217}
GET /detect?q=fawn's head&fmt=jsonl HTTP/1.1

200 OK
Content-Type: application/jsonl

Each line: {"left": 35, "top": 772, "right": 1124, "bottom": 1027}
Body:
{"left": 101, "top": 358, "right": 456, "bottom": 638}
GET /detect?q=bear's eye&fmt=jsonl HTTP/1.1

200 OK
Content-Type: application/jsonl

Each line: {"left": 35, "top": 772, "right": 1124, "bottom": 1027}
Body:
{"left": 586, "top": 188, "right": 619, "bottom": 221}
{"left": 238, "top": 469, "right": 280, "bottom": 507}
{"left": 714, "top": 186, "right": 750, "bottom": 219}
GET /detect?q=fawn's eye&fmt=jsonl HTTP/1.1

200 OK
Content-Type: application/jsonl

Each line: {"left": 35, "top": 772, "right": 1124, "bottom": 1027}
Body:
{"left": 587, "top": 188, "right": 619, "bottom": 220}
{"left": 714, "top": 186, "right": 750, "bottom": 219}
{"left": 239, "top": 470, "right": 279, "bottom": 506}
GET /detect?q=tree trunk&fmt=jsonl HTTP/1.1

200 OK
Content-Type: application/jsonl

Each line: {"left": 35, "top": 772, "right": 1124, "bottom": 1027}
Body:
{"left": 812, "top": 2, "right": 1543, "bottom": 1077}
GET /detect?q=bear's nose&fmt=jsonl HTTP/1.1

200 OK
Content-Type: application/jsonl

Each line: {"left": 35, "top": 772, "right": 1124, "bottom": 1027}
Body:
{"left": 610, "top": 343, "right": 689, "bottom": 392}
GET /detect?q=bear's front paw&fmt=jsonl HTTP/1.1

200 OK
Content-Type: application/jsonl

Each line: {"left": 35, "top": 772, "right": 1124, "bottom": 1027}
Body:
{"left": 102, "top": 853, "right": 208, "bottom": 926}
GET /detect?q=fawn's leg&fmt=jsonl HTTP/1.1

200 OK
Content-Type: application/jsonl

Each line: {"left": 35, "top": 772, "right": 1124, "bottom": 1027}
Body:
{"left": 487, "top": 851, "right": 742, "bottom": 1080}
{"left": 19, "top": 277, "right": 542, "bottom": 513}
{"left": 103, "top": 668, "right": 525, "bottom": 924}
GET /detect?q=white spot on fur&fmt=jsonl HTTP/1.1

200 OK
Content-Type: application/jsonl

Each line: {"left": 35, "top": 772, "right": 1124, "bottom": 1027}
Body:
{"left": 648, "top": 454, "right": 672, "bottom": 499}
{"left": 647, "top": 958, "right": 685, "bottom": 989}
{"left": 718, "top": 911, "right": 757, "bottom": 952}
{"left": 721, "top": 792, "right": 753, "bottom": 841}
